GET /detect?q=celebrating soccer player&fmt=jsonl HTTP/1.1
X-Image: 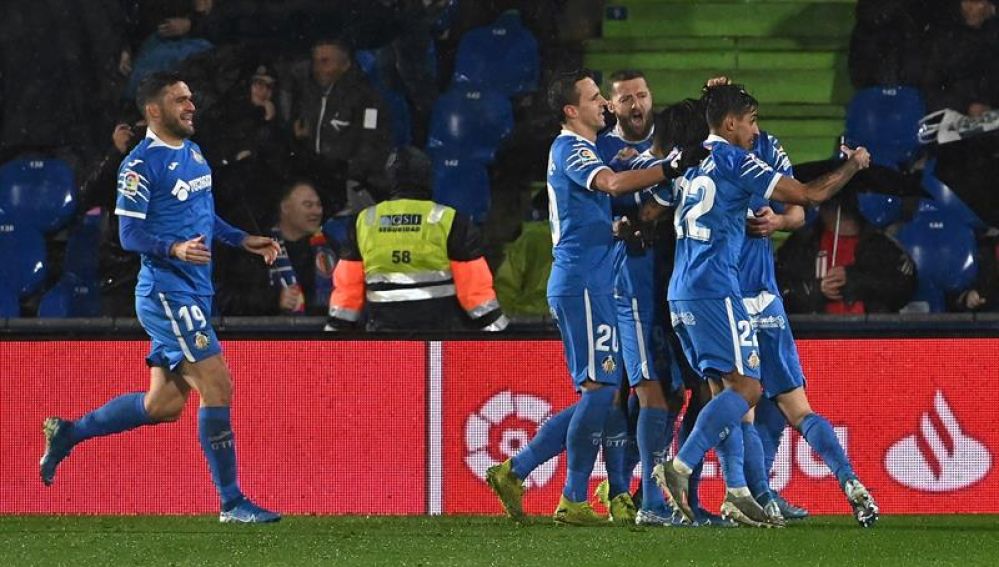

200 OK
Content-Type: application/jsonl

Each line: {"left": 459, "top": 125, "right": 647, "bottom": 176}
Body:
{"left": 39, "top": 71, "right": 282, "bottom": 523}
{"left": 486, "top": 69, "right": 675, "bottom": 526}
{"left": 652, "top": 84, "right": 870, "bottom": 526}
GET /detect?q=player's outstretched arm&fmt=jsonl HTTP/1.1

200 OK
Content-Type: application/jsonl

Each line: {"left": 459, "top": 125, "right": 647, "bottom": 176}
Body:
{"left": 591, "top": 163, "right": 667, "bottom": 197}
{"left": 769, "top": 146, "right": 870, "bottom": 207}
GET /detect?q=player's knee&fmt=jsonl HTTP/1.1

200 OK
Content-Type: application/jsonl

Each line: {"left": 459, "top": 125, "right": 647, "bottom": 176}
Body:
{"left": 145, "top": 395, "right": 185, "bottom": 422}
{"left": 666, "top": 387, "right": 685, "bottom": 413}
{"left": 733, "top": 379, "right": 762, "bottom": 407}
{"left": 636, "top": 380, "right": 668, "bottom": 409}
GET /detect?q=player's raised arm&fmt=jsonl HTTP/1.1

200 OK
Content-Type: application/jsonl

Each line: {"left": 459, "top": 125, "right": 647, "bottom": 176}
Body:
{"left": 769, "top": 146, "right": 871, "bottom": 207}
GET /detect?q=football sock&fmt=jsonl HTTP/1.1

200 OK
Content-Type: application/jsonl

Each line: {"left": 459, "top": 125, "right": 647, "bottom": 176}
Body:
{"left": 676, "top": 389, "right": 749, "bottom": 472}
{"left": 511, "top": 403, "right": 575, "bottom": 480}
{"left": 679, "top": 391, "right": 703, "bottom": 510}
{"left": 624, "top": 392, "right": 641, "bottom": 478}
{"left": 563, "top": 386, "right": 614, "bottom": 502}
{"left": 715, "top": 421, "right": 746, "bottom": 489}
{"left": 198, "top": 406, "right": 244, "bottom": 510}
{"left": 754, "top": 396, "right": 786, "bottom": 476}
{"left": 637, "top": 407, "right": 671, "bottom": 512}
{"left": 799, "top": 413, "right": 856, "bottom": 487}
{"left": 742, "top": 422, "right": 774, "bottom": 504}
{"left": 602, "top": 404, "right": 631, "bottom": 497}
{"left": 69, "top": 392, "right": 152, "bottom": 445}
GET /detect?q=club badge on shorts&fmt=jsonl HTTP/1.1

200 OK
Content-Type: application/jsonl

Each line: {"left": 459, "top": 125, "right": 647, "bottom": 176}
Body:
{"left": 602, "top": 355, "right": 617, "bottom": 373}
{"left": 194, "top": 331, "right": 211, "bottom": 350}
{"left": 747, "top": 350, "right": 760, "bottom": 370}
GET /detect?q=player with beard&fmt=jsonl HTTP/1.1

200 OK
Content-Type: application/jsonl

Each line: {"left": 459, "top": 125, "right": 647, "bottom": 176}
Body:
{"left": 39, "top": 71, "right": 282, "bottom": 523}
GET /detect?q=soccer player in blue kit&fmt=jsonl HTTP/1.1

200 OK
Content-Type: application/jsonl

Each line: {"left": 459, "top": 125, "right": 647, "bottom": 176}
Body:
{"left": 39, "top": 72, "right": 282, "bottom": 523}
{"left": 652, "top": 84, "right": 871, "bottom": 526}
{"left": 740, "top": 133, "right": 880, "bottom": 527}
{"left": 486, "top": 69, "right": 677, "bottom": 526}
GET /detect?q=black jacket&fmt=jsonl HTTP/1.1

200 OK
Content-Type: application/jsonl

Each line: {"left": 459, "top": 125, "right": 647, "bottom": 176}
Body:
{"left": 776, "top": 223, "right": 918, "bottom": 314}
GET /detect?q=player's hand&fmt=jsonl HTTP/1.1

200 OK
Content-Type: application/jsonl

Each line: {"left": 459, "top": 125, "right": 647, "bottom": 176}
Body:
{"left": 242, "top": 235, "right": 281, "bottom": 265}
{"left": 842, "top": 145, "right": 871, "bottom": 170}
{"left": 820, "top": 265, "right": 847, "bottom": 300}
{"left": 171, "top": 235, "right": 211, "bottom": 265}
{"left": 279, "top": 285, "right": 305, "bottom": 312}
{"left": 747, "top": 206, "right": 784, "bottom": 237}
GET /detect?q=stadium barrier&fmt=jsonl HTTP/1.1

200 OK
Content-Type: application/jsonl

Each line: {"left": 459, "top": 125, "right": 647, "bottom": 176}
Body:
{"left": 2, "top": 338, "right": 997, "bottom": 515}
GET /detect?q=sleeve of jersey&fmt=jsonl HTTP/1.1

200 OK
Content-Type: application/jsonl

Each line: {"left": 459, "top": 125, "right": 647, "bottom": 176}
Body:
{"left": 118, "top": 215, "right": 174, "bottom": 258}
{"left": 114, "top": 158, "right": 153, "bottom": 220}
{"left": 562, "top": 139, "right": 611, "bottom": 191}
{"left": 213, "top": 215, "right": 248, "bottom": 248}
{"left": 651, "top": 179, "right": 679, "bottom": 207}
{"left": 766, "top": 135, "right": 794, "bottom": 176}
{"left": 728, "top": 150, "right": 782, "bottom": 201}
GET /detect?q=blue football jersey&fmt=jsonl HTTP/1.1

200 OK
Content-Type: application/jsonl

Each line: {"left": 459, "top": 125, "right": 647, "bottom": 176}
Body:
{"left": 546, "top": 130, "right": 615, "bottom": 296}
{"left": 668, "top": 135, "right": 784, "bottom": 300}
{"left": 739, "top": 131, "right": 793, "bottom": 295}
{"left": 610, "top": 149, "right": 669, "bottom": 298}
{"left": 115, "top": 131, "right": 217, "bottom": 296}
{"left": 597, "top": 124, "right": 655, "bottom": 216}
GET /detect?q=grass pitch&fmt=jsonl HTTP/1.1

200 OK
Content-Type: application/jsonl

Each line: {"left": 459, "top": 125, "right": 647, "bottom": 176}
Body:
{"left": 1, "top": 515, "right": 996, "bottom": 566}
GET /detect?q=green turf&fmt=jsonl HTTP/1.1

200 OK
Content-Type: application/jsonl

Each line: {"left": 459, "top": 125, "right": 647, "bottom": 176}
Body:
{"left": 1, "top": 515, "right": 997, "bottom": 566}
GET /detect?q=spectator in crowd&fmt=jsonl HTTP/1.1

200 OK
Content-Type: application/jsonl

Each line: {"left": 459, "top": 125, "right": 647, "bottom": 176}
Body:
{"left": 325, "top": 146, "right": 508, "bottom": 332}
{"left": 950, "top": 233, "right": 999, "bottom": 312}
{"left": 215, "top": 180, "right": 335, "bottom": 316}
{"left": 848, "top": 0, "right": 927, "bottom": 89}
{"left": 76, "top": 119, "right": 146, "bottom": 316}
{"left": 198, "top": 63, "right": 286, "bottom": 166}
{"left": 286, "top": 38, "right": 393, "bottom": 200}
{"left": 776, "top": 193, "right": 918, "bottom": 314}
{"left": 922, "top": 0, "right": 999, "bottom": 116}
{"left": 493, "top": 190, "right": 552, "bottom": 318}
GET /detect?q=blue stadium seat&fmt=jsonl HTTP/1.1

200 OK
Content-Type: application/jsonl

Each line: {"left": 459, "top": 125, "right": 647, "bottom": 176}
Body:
{"left": 0, "top": 224, "right": 48, "bottom": 297}
{"left": 432, "top": 158, "right": 491, "bottom": 224}
{"left": 0, "top": 156, "right": 77, "bottom": 232}
{"left": 897, "top": 202, "right": 978, "bottom": 312}
{"left": 857, "top": 193, "right": 902, "bottom": 228}
{"left": 452, "top": 11, "right": 539, "bottom": 97}
{"left": 0, "top": 281, "right": 18, "bottom": 317}
{"left": 427, "top": 81, "right": 513, "bottom": 163}
{"left": 921, "top": 159, "right": 986, "bottom": 231}
{"left": 37, "top": 211, "right": 103, "bottom": 318}
{"left": 844, "top": 87, "right": 925, "bottom": 170}
{"left": 37, "top": 273, "right": 101, "bottom": 318}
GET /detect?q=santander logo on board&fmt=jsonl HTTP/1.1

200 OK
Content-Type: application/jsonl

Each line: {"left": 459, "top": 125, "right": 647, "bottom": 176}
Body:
{"left": 885, "top": 391, "right": 991, "bottom": 492}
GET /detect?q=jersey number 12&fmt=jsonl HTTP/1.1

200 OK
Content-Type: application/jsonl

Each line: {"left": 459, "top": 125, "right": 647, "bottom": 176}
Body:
{"left": 674, "top": 175, "right": 716, "bottom": 241}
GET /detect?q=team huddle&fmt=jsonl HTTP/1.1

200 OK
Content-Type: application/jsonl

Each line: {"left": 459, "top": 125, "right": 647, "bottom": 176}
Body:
{"left": 486, "top": 70, "right": 880, "bottom": 528}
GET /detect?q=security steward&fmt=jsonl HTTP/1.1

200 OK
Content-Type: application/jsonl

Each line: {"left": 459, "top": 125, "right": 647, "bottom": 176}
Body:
{"left": 325, "top": 147, "right": 509, "bottom": 332}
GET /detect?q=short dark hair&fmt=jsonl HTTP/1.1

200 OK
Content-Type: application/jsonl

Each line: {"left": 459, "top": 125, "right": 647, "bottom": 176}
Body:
{"left": 703, "top": 84, "right": 758, "bottom": 129}
{"left": 655, "top": 98, "right": 708, "bottom": 151}
{"left": 312, "top": 37, "right": 353, "bottom": 60}
{"left": 547, "top": 68, "right": 597, "bottom": 125}
{"left": 135, "top": 71, "right": 185, "bottom": 115}
{"left": 608, "top": 69, "right": 646, "bottom": 85}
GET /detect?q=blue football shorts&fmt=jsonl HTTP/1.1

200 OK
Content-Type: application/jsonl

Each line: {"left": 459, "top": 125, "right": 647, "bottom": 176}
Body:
{"left": 549, "top": 290, "right": 623, "bottom": 389}
{"left": 136, "top": 291, "right": 221, "bottom": 371}
{"left": 742, "top": 291, "right": 806, "bottom": 399}
{"left": 616, "top": 292, "right": 684, "bottom": 392}
{"left": 669, "top": 297, "right": 762, "bottom": 381}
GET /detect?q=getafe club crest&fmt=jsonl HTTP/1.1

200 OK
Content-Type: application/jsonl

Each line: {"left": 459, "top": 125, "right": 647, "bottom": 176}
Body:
{"left": 194, "top": 332, "right": 210, "bottom": 350}
{"left": 747, "top": 350, "right": 760, "bottom": 370}
{"left": 602, "top": 355, "right": 617, "bottom": 373}
{"left": 191, "top": 149, "right": 205, "bottom": 164}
